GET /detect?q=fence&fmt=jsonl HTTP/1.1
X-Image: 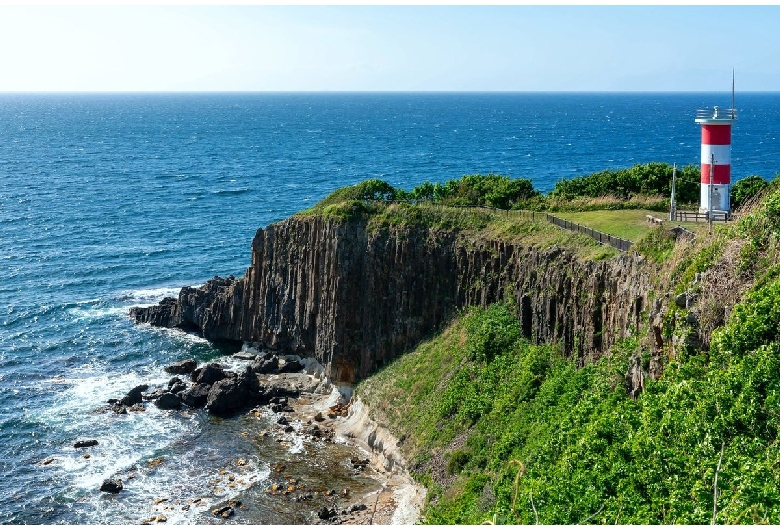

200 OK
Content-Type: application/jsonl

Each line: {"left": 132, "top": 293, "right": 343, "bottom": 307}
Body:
{"left": 449, "top": 206, "right": 632, "bottom": 252}
{"left": 386, "top": 203, "right": 633, "bottom": 252}
{"left": 675, "top": 210, "right": 730, "bottom": 223}
{"left": 545, "top": 213, "right": 633, "bottom": 252}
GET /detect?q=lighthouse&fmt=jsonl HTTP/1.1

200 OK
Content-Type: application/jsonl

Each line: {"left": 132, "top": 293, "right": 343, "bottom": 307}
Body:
{"left": 695, "top": 104, "right": 737, "bottom": 214}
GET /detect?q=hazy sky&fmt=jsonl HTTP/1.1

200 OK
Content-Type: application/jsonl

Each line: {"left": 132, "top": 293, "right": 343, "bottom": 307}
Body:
{"left": 1, "top": 4, "right": 779, "bottom": 92}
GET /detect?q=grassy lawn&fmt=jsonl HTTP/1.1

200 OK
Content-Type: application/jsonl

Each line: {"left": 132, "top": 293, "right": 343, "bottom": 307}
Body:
{"left": 553, "top": 209, "right": 716, "bottom": 241}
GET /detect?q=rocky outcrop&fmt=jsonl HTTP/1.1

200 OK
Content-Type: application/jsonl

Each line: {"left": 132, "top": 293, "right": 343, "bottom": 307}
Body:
{"left": 132, "top": 215, "right": 653, "bottom": 382}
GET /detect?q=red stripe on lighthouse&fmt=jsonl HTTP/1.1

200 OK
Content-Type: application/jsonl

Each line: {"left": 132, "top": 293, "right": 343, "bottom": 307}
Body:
{"left": 700, "top": 164, "right": 731, "bottom": 185}
{"left": 701, "top": 124, "right": 732, "bottom": 145}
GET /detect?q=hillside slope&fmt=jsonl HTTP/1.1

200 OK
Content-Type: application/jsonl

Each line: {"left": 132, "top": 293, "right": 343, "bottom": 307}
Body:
{"left": 356, "top": 184, "right": 780, "bottom": 524}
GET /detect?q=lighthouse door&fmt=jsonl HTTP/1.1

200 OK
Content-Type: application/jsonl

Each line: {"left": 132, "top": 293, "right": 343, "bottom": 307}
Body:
{"left": 711, "top": 187, "right": 723, "bottom": 211}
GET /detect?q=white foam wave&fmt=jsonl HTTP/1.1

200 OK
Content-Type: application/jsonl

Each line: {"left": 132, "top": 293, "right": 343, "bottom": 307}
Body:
{"left": 68, "top": 306, "right": 127, "bottom": 321}
{"left": 116, "top": 287, "right": 182, "bottom": 305}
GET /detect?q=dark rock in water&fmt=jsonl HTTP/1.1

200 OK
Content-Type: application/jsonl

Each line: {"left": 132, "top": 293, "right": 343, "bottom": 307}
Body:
{"left": 164, "top": 359, "right": 197, "bottom": 375}
{"left": 181, "top": 383, "right": 211, "bottom": 408}
{"left": 155, "top": 392, "right": 182, "bottom": 410}
{"left": 107, "top": 398, "right": 119, "bottom": 404}
{"left": 212, "top": 505, "right": 235, "bottom": 519}
{"left": 317, "top": 506, "right": 337, "bottom": 520}
{"left": 169, "top": 382, "right": 188, "bottom": 395}
{"left": 205, "top": 376, "right": 249, "bottom": 416}
{"left": 142, "top": 387, "right": 166, "bottom": 403}
{"left": 284, "top": 425, "right": 294, "bottom": 433}
{"left": 349, "top": 503, "right": 367, "bottom": 513}
{"left": 193, "top": 363, "right": 227, "bottom": 386}
{"left": 276, "top": 415, "right": 289, "bottom": 426}
{"left": 74, "top": 439, "right": 98, "bottom": 449}
{"left": 120, "top": 384, "right": 149, "bottom": 407}
{"left": 129, "top": 296, "right": 179, "bottom": 328}
{"left": 233, "top": 351, "right": 258, "bottom": 361}
{"left": 112, "top": 404, "right": 128, "bottom": 415}
{"left": 100, "top": 478, "right": 123, "bottom": 494}
{"left": 168, "top": 376, "right": 184, "bottom": 388}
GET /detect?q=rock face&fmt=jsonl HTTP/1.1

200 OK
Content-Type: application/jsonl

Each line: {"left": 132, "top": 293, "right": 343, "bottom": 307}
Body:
{"left": 131, "top": 216, "right": 652, "bottom": 382}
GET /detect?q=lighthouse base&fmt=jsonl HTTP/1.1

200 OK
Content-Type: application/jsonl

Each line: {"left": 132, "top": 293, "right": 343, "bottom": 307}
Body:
{"left": 700, "top": 184, "right": 730, "bottom": 213}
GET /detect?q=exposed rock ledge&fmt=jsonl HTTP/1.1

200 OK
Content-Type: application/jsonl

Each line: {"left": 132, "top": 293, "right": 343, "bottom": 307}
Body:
{"left": 131, "top": 215, "right": 653, "bottom": 384}
{"left": 289, "top": 380, "right": 425, "bottom": 524}
{"left": 334, "top": 398, "right": 425, "bottom": 524}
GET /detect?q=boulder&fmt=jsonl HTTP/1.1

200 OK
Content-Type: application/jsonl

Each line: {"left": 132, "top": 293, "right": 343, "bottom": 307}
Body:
{"left": 277, "top": 357, "right": 303, "bottom": 374}
{"left": 250, "top": 356, "right": 278, "bottom": 375}
{"left": 74, "top": 439, "right": 98, "bottom": 449}
{"left": 100, "top": 478, "right": 123, "bottom": 494}
{"left": 142, "top": 386, "right": 167, "bottom": 402}
{"left": 674, "top": 292, "right": 688, "bottom": 310}
{"left": 193, "top": 363, "right": 227, "bottom": 386}
{"left": 169, "top": 382, "right": 187, "bottom": 395}
{"left": 317, "top": 506, "right": 337, "bottom": 520}
{"left": 212, "top": 506, "right": 234, "bottom": 519}
{"left": 155, "top": 392, "right": 182, "bottom": 410}
{"left": 120, "top": 384, "right": 149, "bottom": 407}
{"left": 164, "top": 359, "right": 197, "bottom": 375}
{"left": 205, "top": 376, "right": 249, "bottom": 416}
{"left": 181, "top": 383, "right": 211, "bottom": 408}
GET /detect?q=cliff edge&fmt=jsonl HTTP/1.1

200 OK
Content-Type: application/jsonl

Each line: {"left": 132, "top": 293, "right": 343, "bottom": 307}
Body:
{"left": 131, "top": 206, "right": 653, "bottom": 383}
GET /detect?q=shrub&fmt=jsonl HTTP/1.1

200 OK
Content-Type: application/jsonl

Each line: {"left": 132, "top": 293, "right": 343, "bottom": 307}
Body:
{"left": 731, "top": 175, "right": 770, "bottom": 211}
{"left": 549, "top": 162, "right": 700, "bottom": 203}
{"left": 447, "top": 449, "right": 472, "bottom": 475}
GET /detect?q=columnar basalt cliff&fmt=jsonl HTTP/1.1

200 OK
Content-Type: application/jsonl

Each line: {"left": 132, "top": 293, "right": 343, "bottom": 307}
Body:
{"left": 131, "top": 215, "right": 653, "bottom": 382}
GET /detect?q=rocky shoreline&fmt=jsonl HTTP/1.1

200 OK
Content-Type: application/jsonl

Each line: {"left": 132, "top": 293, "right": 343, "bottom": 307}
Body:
{"left": 89, "top": 344, "right": 424, "bottom": 525}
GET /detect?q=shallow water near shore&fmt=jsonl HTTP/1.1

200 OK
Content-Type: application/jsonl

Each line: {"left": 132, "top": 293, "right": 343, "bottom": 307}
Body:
{"left": 3, "top": 92, "right": 780, "bottom": 523}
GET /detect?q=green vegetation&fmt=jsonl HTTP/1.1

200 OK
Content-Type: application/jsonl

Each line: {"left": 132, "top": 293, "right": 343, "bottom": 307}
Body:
{"left": 548, "top": 162, "right": 701, "bottom": 203}
{"left": 298, "top": 166, "right": 774, "bottom": 260}
{"left": 304, "top": 163, "right": 774, "bottom": 219}
{"left": 731, "top": 175, "right": 771, "bottom": 211}
{"left": 359, "top": 297, "right": 780, "bottom": 524}
{"left": 355, "top": 184, "right": 780, "bottom": 524}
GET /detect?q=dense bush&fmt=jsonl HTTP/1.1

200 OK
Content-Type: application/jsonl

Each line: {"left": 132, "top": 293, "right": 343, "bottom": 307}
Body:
{"left": 731, "top": 175, "right": 771, "bottom": 210}
{"left": 549, "top": 162, "right": 700, "bottom": 203}
{"left": 309, "top": 164, "right": 774, "bottom": 218}
{"left": 411, "top": 174, "right": 539, "bottom": 210}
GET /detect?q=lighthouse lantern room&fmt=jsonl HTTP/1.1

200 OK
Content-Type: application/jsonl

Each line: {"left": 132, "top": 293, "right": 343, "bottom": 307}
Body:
{"left": 695, "top": 104, "right": 737, "bottom": 214}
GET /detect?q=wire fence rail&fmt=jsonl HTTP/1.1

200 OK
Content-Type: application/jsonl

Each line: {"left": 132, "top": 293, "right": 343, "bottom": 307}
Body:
{"left": 543, "top": 213, "right": 633, "bottom": 252}
{"left": 386, "top": 203, "right": 635, "bottom": 252}
{"left": 456, "top": 206, "right": 634, "bottom": 252}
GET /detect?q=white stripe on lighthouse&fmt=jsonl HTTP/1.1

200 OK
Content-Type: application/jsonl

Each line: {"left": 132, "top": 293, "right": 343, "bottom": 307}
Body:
{"left": 701, "top": 143, "right": 731, "bottom": 166}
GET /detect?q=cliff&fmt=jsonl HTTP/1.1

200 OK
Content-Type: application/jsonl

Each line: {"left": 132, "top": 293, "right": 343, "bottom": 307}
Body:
{"left": 131, "top": 211, "right": 653, "bottom": 383}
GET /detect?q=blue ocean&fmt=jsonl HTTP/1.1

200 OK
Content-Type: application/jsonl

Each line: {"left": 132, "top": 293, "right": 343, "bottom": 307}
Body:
{"left": 1, "top": 92, "right": 779, "bottom": 524}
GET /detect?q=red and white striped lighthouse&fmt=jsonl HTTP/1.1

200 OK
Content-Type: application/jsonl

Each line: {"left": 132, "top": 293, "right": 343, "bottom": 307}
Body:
{"left": 695, "top": 105, "right": 737, "bottom": 213}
